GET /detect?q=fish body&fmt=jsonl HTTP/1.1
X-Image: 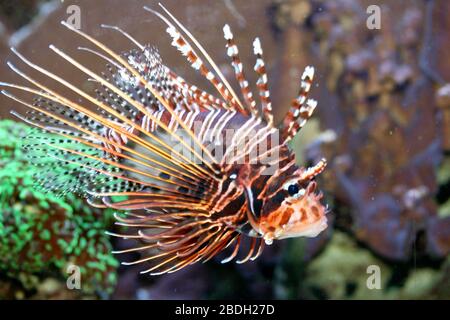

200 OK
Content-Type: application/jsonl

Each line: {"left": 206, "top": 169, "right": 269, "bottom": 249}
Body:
{"left": 1, "top": 4, "right": 329, "bottom": 275}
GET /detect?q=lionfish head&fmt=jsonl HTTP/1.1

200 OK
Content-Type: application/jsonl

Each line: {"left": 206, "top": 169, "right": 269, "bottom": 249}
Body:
{"left": 246, "top": 159, "right": 328, "bottom": 245}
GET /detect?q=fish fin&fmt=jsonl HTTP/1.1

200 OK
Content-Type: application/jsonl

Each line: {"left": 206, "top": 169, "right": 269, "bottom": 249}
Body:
{"left": 281, "top": 66, "right": 316, "bottom": 142}
{"left": 112, "top": 211, "right": 242, "bottom": 275}
{"left": 253, "top": 37, "right": 274, "bottom": 127}
{"left": 145, "top": 5, "right": 248, "bottom": 115}
{"left": 223, "top": 24, "right": 259, "bottom": 117}
{"left": 2, "top": 46, "right": 222, "bottom": 204}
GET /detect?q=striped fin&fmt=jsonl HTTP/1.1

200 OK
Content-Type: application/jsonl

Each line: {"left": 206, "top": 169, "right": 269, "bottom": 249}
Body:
{"left": 282, "top": 66, "right": 316, "bottom": 142}
{"left": 223, "top": 24, "right": 258, "bottom": 116}
{"left": 2, "top": 44, "right": 221, "bottom": 203}
{"left": 7, "top": 93, "right": 209, "bottom": 201}
{"left": 253, "top": 38, "right": 274, "bottom": 126}
{"left": 145, "top": 5, "right": 248, "bottom": 115}
{"left": 110, "top": 212, "right": 242, "bottom": 275}
{"left": 55, "top": 22, "right": 220, "bottom": 173}
{"left": 168, "top": 70, "right": 227, "bottom": 110}
{"left": 157, "top": 3, "right": 249, "bottom": 114}
{"left": 95, "top": 46, "right": 190, "bottom": 113}
{"left": 8, "top": 97, "right": 140, "bottom": 198}
{"left": 87, "top": 35, "right": 225, "bottom": 114}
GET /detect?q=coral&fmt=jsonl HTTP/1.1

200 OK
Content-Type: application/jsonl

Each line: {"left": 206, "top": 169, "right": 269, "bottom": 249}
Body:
{"left": 302, "top": 232, "right": 391, "bottom": 299}
{"left": 301, "top": 231, "right": 450, "bottom": 299}
{"left": 0, "top": 119, "right": 118, "bottom": 298}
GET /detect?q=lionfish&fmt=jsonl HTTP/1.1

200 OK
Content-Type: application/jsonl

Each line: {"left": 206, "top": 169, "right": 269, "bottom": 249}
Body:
{"left": 1, "top": 4, "right": 328, "bottom": 275}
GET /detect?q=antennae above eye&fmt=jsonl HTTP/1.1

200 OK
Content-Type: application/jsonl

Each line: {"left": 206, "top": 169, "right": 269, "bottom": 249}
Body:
{"left": 300, "top": 158, "right": 327, "bottom": 181}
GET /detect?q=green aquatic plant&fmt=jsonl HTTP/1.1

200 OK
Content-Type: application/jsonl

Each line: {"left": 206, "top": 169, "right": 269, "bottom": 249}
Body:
{"left": 0, "top": 119, "right": 118, "bottom": 296}
{"left": 301, "top": 232, "right": 392, "bottom": 299}
{"left": 301, "top": 231, "right": 450, "bottom": 299}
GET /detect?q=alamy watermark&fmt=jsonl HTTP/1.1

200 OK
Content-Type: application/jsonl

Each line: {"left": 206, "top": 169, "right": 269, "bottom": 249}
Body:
{"left": 366, "top": 5, "right": 381, "bottom": 30}
{"left": 66, "top": 264, "right": 81, "bottom": 290}
{"left": 366, "top": 264, "right": 381, "bottom": 290}
{"left": 167, "top": 121, "right": 282, "bottom": 175}
{"left": 66, "top": 4, "right": 81, "bottom": 30}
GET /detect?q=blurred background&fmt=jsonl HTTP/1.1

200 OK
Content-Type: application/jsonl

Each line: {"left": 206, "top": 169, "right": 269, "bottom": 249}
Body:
{"left": 0, "top": 0, "right": 449, "bottom": 299}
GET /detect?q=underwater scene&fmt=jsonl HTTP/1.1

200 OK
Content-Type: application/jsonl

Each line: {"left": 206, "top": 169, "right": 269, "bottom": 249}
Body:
{"left": 0, "top": 0, "right": 449, "bottom": 301}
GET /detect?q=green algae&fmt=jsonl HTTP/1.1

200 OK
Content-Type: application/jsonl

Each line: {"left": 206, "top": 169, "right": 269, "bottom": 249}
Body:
{"left": 301, "top": 232, "right": 392, "bottom": 299}
{"left": 0, "top": 119, "right": 119, "bottom": 297}
{"left": 300, "top": 231, "right": 450, "bottom": 299}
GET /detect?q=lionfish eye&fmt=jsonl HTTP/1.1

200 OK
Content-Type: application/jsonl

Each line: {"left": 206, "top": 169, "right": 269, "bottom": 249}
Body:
{"left": 287, "top": 184, "right": 300, "bottom": 196}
